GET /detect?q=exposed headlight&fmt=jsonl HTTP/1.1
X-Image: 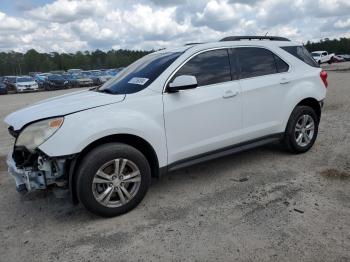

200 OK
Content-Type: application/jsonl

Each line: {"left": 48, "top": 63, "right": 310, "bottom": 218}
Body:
{"left": 16, "top": 117, "right": 64, "bottom": 151}
{"left": 64, "top": 81, "right": 68, "bottom": 84}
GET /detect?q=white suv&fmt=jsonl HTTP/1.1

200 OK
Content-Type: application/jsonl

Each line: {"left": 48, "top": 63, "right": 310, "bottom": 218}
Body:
{"left": 5, "top": 36, "right": 327, "bottom": 217}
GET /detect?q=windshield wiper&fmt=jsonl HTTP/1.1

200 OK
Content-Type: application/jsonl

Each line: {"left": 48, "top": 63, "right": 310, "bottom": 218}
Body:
{"left": 97, "top": 89, "right": 117, "bottom": 94}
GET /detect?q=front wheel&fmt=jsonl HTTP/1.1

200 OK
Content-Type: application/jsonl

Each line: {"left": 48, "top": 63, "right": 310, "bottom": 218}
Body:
{"left": 283, "top": 106, "right": 319, "bottom": 153}
{"left": 76, "top": 143, "right": 151, "bottom": 217}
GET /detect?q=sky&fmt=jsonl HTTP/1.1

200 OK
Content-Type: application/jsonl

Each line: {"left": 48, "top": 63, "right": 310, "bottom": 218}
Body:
{"left": 0, "top": 0, "right": 349, "bottom": 53}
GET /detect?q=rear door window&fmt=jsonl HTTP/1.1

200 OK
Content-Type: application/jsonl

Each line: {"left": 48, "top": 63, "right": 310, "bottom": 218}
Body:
{"left": 236, "top": 47, "right": 278, "bottom": 79}
{"left": 172, "top": 49, "right": 231, "bottom": 87}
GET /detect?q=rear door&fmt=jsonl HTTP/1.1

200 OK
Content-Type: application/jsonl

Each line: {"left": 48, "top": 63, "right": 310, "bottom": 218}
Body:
{"left": 235, "top": 47, "right": 290, "bottom": 140}
{"left": 163, "top": 48, "right": 242, "bottom": 165}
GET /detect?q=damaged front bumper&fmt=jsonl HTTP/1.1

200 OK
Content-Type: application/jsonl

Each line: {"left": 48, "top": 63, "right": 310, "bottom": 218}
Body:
{"left": 6, "top": 150, "right": 68, "bottom": 193}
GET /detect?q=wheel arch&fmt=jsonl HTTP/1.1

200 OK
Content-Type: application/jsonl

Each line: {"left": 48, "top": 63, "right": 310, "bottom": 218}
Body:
{"left": 296, "top": 97, "right": 321, "bottom": 121}
{"left": 282, "top": 96, "right": 322, "bottom": 136}
{"left": 68, "top": 133, "right": 160, "bottom": 204}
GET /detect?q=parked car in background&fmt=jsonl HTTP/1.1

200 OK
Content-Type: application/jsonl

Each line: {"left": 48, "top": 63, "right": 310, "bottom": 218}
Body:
{"left": 63, "top": 74, "right": 79, "bottom": 88}
{"left": 67, "top": 69, "right": 82, "bottom": 75}
{"left": 337, "top": 54, "right": 350, "bottom": 61}
{"left": 75, "top": 73, "right": 94, "bottom": 87}
{"left": 29, "top": 72, "right": 42, "bottom": 77}
{"left": 50, "top": 70, "right": 65, "bottom": 75}
{"left": 311, "top": 51, "right": 335, "bottom": 64}
{"left": 0, "top": 77, "right": 8, "bottom": 95}
{"left": 44, "top": 74, "right": 70, "bottom": 90}
{"left": 86, "top": 70, "right": 112, "bottom": 86}
{"left": 106, "top": 69, "right": 117, "bottom": 76}
{"left": 35, "top": 73, "right": 51, "bottom": 89}
{"left": 3, "top": 76, "right": 17, "bottom": 92}
{"left": 331, "top": 55, "right": 346, "bottom": 63}
{"left": 106, "top": 68, "right": 123, "bottom": 76}
{"left": 14, "top": 76, "right": 39, "bottom": 92}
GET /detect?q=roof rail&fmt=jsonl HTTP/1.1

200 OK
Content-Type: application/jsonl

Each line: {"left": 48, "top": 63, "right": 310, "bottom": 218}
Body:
{"left": 184, "top": 42, "right": 204, "bottom": 46}
{"left": 220, "top": 36, "right": 290, "bottom": 42}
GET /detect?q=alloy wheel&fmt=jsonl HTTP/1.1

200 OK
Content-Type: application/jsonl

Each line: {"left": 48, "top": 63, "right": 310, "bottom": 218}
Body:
{"left": 294, "top": 114, "right": 315, "bottom": 147}
{"left": 92, "top": 158, "right": 141, "bottom": 207}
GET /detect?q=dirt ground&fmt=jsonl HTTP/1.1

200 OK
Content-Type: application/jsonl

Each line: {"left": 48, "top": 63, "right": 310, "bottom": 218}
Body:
{"left": 0, "top": 72, "right": 349, "bottom": 262}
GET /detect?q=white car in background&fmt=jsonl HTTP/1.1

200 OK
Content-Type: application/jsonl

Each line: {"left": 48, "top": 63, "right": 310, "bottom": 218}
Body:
{"left": 14, "top": 76, "right": 39, "bottom": 92}
{"left": 311, "top": 51, "right": 335, "bottom": 64}
{"left": 67, "top": 69, "right": 82, "bottom": 74}
{"left": 5, "top": 36, "right": 327, "bottom": 217}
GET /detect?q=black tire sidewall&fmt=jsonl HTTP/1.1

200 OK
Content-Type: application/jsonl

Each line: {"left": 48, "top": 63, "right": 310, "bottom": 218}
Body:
{"left": 285, "top": 106, "right": 319, "bottom": 153}
{"left": 76, "top": 143, "right": 151, "bottom": 217}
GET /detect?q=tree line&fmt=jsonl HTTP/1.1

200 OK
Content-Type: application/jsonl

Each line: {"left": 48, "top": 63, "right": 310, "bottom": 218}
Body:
{"left": 305, "top": 37, "right": 350, "bottom": 54}
{"left": 1, "top": 37, "right": 349, "bottom": 76}
{"left": 0, "top": 49, "right": 152, "bottom": 76}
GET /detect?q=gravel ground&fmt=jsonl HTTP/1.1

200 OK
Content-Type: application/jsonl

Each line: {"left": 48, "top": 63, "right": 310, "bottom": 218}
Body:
{"left": 0, "top": 73, "right": 349, "bottom": 262}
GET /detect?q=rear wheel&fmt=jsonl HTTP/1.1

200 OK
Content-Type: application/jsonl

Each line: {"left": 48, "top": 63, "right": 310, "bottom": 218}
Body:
{"left": 284, "top": 106, "right": 319, "bottom": 153}
{"left": 76, "top": 143, "right": 151, "bottom": 217}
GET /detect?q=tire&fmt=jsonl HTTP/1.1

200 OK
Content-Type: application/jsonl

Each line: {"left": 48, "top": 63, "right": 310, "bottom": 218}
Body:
{"left": 76, "top": 143, "right": 151, "bottom": 217}
{"left": 283, "top": 105, "right": 319, "bottom": 154}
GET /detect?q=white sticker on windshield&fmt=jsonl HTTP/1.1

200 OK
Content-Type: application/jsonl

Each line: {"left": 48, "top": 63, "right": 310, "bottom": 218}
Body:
{"left": 128, "top": 77, "right": 149, "bottom": 85}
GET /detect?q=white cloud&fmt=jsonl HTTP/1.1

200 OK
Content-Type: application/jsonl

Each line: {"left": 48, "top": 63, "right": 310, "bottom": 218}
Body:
{"left": 27, "top": 0, "right": 108, "bottom": 23}
{"left": 334, "top": 18, "right": 350, "bottom": 29}
{"left": 0, "top": 0, "right": 349, "bottom": 52}
{"left": 193, "top": 1, "right": 252, "bottom": 31}
{"left": 0, "top": 11, "right": 36, "bottom": 32}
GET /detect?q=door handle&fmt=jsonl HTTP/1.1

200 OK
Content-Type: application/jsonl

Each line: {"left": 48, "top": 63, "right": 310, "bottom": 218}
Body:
{"left": 280, "top": 78, "right": 290, "bottom": 84}
{"left": 223, "top": 90, "right": 239, "bottom": 99}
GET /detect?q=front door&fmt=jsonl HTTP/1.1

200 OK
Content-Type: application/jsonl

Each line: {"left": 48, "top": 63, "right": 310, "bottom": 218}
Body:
{"left": 163, "top": 48, "right": 242, "bottom": 165}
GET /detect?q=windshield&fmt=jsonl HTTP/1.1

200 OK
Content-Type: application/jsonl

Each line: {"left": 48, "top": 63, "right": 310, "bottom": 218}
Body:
{"left": 90, "top": 71, "right": 102, "bottom": 76}
{"left": 311, "top": 52, "right": 320, "bottom": 57}
{"left": 48, "top": 74, "right": 64, "bottom": 80}
{"left": 98, "top": 52, "right": 182, "bottom": 94}
{"left": 17, "top": 77, "right": 33, "bottom": 82}
{"left": 68, "top": 69, "right": 81, "bottom": 74}
{"left": 82, "top": 72, "right": 91, "bottom": 77}
{"left": 76, "top": 73, "right": 87, "bottom": 79}
{"left": 7, "top": 77, "right": 16, "bottom": 83}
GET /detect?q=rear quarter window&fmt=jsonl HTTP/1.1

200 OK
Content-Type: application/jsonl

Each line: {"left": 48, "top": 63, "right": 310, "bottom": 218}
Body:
{"left": 281, "top": 46, "right": 319, "bottom": 68}
{"left": 274, "top": 54, "right": 289, "bottom": 73}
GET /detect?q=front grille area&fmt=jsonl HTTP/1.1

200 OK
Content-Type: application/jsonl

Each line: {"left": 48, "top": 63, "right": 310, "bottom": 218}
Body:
{"left": 12, "top": 146, "right": 38, "bottom": 168}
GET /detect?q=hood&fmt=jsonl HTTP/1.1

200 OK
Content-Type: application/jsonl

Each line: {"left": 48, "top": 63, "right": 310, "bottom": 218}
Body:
{"left": 5, "top": 90, "right": 125, "bottom": 130}
{"left": 16, "top": 81, "right": 36, "bottom": 86}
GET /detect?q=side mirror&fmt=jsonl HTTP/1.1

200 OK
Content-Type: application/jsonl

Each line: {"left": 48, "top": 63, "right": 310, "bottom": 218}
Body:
{"left": 168, "top": 75, "right": 198, "bottom": 93}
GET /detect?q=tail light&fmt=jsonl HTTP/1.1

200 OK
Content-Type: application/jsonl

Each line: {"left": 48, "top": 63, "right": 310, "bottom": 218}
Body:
{"left": 320, "top": 70, "right": 328, "bottom": 88}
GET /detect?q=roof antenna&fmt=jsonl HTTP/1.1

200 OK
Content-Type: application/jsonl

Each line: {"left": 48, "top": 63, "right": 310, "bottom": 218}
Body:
{"left": 265, "top": 32, "right": 268, "bottom": 36}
